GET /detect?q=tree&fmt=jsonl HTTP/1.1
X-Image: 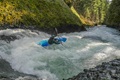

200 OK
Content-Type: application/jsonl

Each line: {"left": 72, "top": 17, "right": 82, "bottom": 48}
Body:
{"left": 74, "top": 0, "right": 109, "bottom": 25}
{"left": 105, "top": 0, "right": 120, "bottom": 27}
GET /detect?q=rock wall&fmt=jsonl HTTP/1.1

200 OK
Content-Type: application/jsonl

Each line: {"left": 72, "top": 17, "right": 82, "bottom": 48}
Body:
{"left": 0, "top": 0, "right": 85, "bottom": 33}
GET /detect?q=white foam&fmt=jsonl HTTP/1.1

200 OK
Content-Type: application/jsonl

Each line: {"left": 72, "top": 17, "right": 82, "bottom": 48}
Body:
{"left": 0, "top": 26, "right": 120, "bottom": 80}
{"left": 80, "top": 26, "right": 120, "bottom": 43}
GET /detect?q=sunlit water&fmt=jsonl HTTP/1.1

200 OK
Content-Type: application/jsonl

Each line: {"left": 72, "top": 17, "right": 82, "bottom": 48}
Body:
{"left": 0, "top": 26, "right": 120, "bottom": 80}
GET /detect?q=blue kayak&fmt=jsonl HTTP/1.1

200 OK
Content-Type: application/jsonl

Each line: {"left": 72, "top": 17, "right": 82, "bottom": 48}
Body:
{"left": 38, "top": 37, "right": 67, "bottom": 47}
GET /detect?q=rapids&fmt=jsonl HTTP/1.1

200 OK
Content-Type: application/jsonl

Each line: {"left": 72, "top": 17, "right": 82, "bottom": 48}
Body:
{"left": 0, "top": 25, "right": 120, "bottom": 80}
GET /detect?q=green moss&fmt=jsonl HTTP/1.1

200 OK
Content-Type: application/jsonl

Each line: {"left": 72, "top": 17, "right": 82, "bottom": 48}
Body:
{"left": 0, "top": 0, "right": 82, "bottom": 28}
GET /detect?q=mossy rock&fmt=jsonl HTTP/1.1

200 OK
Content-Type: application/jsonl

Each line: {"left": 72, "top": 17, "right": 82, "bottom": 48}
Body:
{"left": 0, "top": 0, "right": 83, "bottom": 32}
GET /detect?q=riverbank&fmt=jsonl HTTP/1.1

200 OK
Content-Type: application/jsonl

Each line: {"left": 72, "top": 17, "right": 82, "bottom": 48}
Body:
{"left": 0, "top": 0, "right": 85, "bottom": 32}
{"left": 0, "top": 59, "right": 38, "bottom": 80}
{"left": 0, "top": 24, "right": 86, "bottom": 34}
{"left": 66, "top": 59, "right": 120, "bottom": 80}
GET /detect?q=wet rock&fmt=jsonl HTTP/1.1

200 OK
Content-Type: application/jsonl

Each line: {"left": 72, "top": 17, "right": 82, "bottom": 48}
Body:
{"left": 0, "top": 59, "right": 38, "bottom": 80}
{"left": 111, "top": 62, "right": 120, "bottom": 66}
{"left": 0, "top": 35, "right": 18, "bottom": 43}
{"left": 66, "top": 59, "right": 120, "bottom": 80}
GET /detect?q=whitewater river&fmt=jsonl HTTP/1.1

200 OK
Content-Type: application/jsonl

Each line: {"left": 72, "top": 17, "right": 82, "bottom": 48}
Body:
{"left": 0, "top": 26, "right": 120, "bottom": 80}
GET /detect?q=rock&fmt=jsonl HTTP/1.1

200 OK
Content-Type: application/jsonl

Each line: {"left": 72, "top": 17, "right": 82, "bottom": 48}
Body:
{"left": 66, "top": 59, "right": 120, "bottom": 80}
{"left": 0, "top": 59, "right": 38, "bottom": 80}
{"left": 0, "top": 35, "right": 18, "bottom": 43}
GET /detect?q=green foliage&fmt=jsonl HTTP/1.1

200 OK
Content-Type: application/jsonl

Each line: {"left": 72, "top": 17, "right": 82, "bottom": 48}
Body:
{"left": 105, "top": 0, "right": 120, "bottom": 27}
{"left": 74, "top": 0, "right": 109, "bottom": 25}
{"left": 0, "top": 0, "right": 82, "bottom": 28}
{"left": 0, "top": 1, "right": 25, "bottom": 25}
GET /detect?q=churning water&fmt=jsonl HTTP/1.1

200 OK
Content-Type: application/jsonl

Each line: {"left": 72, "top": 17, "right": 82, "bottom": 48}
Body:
{"left": 0, "top": 25, "right": 120, "bottom": 80}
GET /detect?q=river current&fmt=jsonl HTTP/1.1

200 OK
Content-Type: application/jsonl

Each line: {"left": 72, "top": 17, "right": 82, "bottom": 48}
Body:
{"left": 0, "top": 25, "right": 120, "bottom": 80}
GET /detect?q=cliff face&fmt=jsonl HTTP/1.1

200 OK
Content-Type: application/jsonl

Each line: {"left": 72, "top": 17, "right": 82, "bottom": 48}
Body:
{"left": 0, "top": 0, "right": 83, "bottom": 32}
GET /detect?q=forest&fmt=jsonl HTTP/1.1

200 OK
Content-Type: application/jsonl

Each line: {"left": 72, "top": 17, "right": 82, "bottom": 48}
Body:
{"left": 0, "top": 0, "right": 120, "bottom": 31}
{"left": 72, "top": 0, "right": 120, "bottom": 29}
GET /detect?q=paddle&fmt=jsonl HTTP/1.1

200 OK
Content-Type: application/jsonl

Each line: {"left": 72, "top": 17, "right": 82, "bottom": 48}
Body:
{"left": 55, "top": 28, "right": 63, "bottom": 45}
{"left": 55, "top": 28, "right": 58, "bottom": 36}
